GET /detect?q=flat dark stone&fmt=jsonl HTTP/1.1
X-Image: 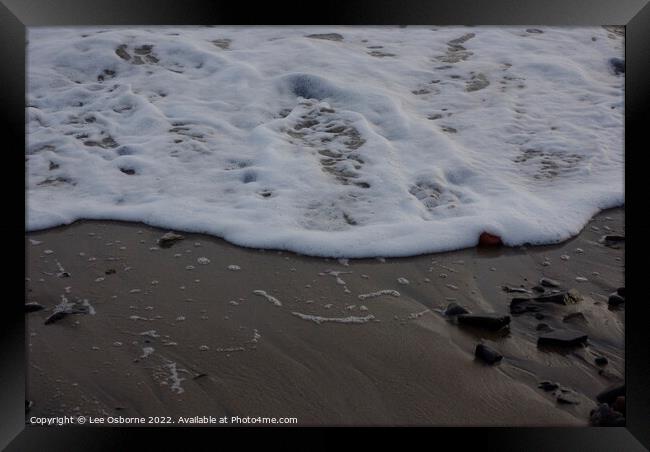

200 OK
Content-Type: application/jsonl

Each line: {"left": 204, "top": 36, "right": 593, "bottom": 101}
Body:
{"left": 534, "top": 289, "right": 582, "bottom": 305}
{"left": 532, "top": 285, "right": 545, "bottom": 293}
{"left": 457, "top": 314, "right": 510, "bottom": 331}
{"left": 557, "top": 392, "right": 580, "bottom": 405}
{"left": 539, "top": 277, "right": 560, "bottom": 288}
{"left": 474, "top": 343, "right": 503, "bottom": 365}
{"left": 536, "top": 323, "right": 552, "bottom": 332}
{"left": 510, "top": 303, "right": 542, "bottom": 315}
{"left": 596, "top": 384, "right": 625, "bottom": 404}
{"left": 25, "top": 302, "right": 44, "bottom": 313}
{"left": 601, "top": 234, "right": 625, "bottom": 244}
{"left": 538, "top": 381, "right": 559, "bottom": 391}
{"left": 501, "top": 285, "right": 531, "bottom": 294}
{"left": 443, "top": 302, "right": 469, "bottom": 316}
{"left": 537, "top": 329, "right": 588, "bottom": 347}
{"left": 44, "top": 311, "right": 68, "bottom": 325}
{"left": 306, "top": 33, "right": 344, "bottom": 42}
{"left": 608, "top": 293, "right": 625, "bottom": 306}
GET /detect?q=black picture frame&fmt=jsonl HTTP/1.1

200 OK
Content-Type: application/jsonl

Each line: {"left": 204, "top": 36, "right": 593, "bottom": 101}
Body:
{"left": 1, "top": 0, "right": 648, "bottom": 449}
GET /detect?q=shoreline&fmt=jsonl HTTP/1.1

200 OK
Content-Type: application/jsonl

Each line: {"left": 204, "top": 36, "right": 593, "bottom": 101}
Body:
{"left": 25, "top": 207, "right": 624, "bottom": 426}
{"left": 25, "top": 204, "right": 626, "bottom": 260}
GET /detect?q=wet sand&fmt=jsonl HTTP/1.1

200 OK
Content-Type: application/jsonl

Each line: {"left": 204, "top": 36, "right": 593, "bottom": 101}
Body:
{"left": 25, "top": 208, "right": 624, "bottom": 426}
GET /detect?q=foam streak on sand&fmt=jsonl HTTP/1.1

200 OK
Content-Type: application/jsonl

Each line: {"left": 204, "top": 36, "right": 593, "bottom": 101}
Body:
{"left": 358, "top": 290, "right": 401, "bottom": 300}
{"left": 291, "top": 312, "right": 376, "bottom": 324}
{"left": 252, "top": 290, "right": 282, "bottom": 306}
{"left": 27, "top": 27, "right": 623, "bottom": 257}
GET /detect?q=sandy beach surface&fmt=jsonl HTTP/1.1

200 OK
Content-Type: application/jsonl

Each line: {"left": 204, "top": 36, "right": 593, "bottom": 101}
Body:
{"left": 25, "top": 208, "right": 624, "bottom": 426}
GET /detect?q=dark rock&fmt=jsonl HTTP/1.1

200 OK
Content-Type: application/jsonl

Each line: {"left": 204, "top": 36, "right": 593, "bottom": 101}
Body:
{"left": 534, "top": 313, "right": 545, "bottom": 320}
{"left": 443, "top": 302, "right": 469, "bottom": 316}
{"left": 557, "top": 391, "right": 580, "bottom": 405}
{"left": 536, "top": 323, "right": 552, "bottom": 332}
{"left": 596, "top": 384, "right": 625, "bottom": 405}
{"left": 510, "top": 303, "right": 542, "bottom": 315}
{"left": 538, "top": 381, "right": 559, "bottom": 391}
{"left": 534, "top": 289, "right": 582, "bottom": 305}
{"left": 158, "top": 232, "right": 184, "bottom": 248}
{"left": 609, "top": 57, "right": 625, "bottom": 75}
{"left": 502, "top": 285, "right": 531, "bottom": 294}
{"left": 105, "top": 268, "right": 116, "bottom": 275}
{"left": 526, "top": 28, "right": 544, "bottom": 34}
{"left": 613, "top": 396, "right": 625, "bottom": 415}
{"left": 44, "top": 311, "right": 69, "bottom": 325}
{"left": 25, "top": 302, "right": 44, "bottom": 313}
{"left": 601, "top": 234, "right": 625, "bottom": 246}
{"left": 306, "top": 33, "right": 344, "bottom": 42}
{"left": 457, "top": 314, "right": 510, "bottom": 331}
{"left": 532, "top": 285, "right": 545, "bottom": 293}
{"left": 478, "top": 232, "right": 502, "bottom": 247}
{"left": 590, "top": 403, "right": 625, "bottom": 426}
{"left": 511, "top": 290, "right": 580, "bottom": 313}
{"left": 509, "top": 298, "right": 536, "bottom": 314}
{"left": 474, "top": 343, "right": 503, "bottom": 365}
{"left": 563, "top": 312, "right": 587, "bottom": 323}
{"left": 537, "top": 329, "right": 588, "bottom": 347}
{"left": 509, "top": 304, "right": 526, "bottom": 315}
{"left": 510, "top": 297, "right": 530, "bottom": 307}
{"left": 595, "top": 356, "right": 609, "bottom": 366}
{"left": 608, "top": 293, "right": 625, "bottom": 306}
{"left": 539, "top": 277, "right": 560, "bottom": 288}
{"left": 617, "top": 287, "right": 625, "bottom": 297}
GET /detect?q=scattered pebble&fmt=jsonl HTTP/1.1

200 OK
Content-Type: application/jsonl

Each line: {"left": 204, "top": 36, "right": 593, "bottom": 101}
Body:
{"left": 197, "top": 257, "right": 210, "bottom": 265}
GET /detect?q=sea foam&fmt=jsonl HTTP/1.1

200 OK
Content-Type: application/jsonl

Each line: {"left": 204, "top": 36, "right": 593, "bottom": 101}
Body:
{"left": 27, "top": 26, "right": 624, "bottom": 257}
